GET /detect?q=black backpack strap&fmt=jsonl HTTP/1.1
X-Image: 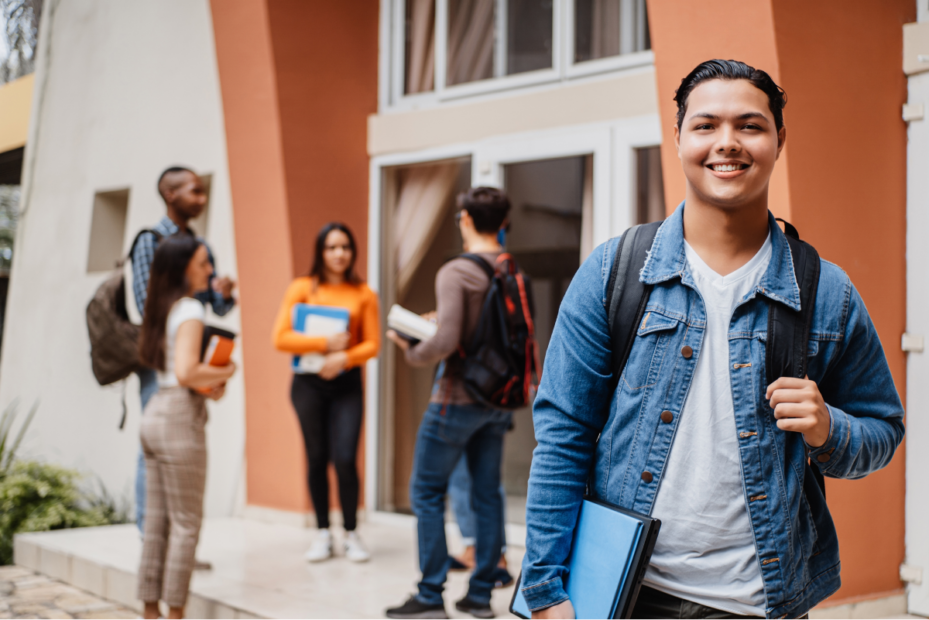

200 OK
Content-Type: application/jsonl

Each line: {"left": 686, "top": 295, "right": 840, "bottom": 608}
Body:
{"left": 767, "top": 219, "right": 824, "bottom": 496}
{"left": 127, "top": 228, "right": 164, "bottom": 262}
{"left": 456, "top": 253, "right": 495, "bottom": 281}
{"left": 606, "top": 221, "right": 662, "bottom": 387}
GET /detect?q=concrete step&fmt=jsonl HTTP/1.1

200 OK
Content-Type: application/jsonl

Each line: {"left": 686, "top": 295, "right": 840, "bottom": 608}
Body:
{"left": 11, "top": 516, "right": 917, "bottom": 619}
{"left": 12, "top": 516, "right": 524, "bottom": 619}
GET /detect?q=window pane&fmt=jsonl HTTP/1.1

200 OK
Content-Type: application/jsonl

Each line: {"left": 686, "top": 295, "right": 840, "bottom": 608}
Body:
{"left": 447, "top": 0, "right": 553, "bottom": 87}
{"left": 575, "top": 0, "right": 620, "bottom": 63}
{"left": 405, "top": 0, "right": 436, "bottom": 94}
{"left": 507, "top": 0, "right": 553, "bottom": 76}
{"left": 636, "top": 147, "right": 665, "bottom": 225}
{"left": 447, "top": 0, "right": 495, "bottom": 86}
{"left": 575, "top": 0, "right": 650, "bottom": 64}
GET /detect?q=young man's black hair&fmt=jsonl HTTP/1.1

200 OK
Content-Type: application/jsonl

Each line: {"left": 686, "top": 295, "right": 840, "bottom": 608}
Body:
{"left": 457, "top": 186, "right": 510, "bottom": 234}
{"left": 673, "top": 59, "right": 787, "bottom": 131}
{"left": 156, "top": 165, "right": 196, "bottom": 199}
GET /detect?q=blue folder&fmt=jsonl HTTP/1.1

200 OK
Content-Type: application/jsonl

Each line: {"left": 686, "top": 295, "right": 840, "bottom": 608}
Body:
{"left": 510, "top": 497, "right": 660, "bottom": 619}
{"left": 291, "top": 304, "right": 350, "bottom": 374}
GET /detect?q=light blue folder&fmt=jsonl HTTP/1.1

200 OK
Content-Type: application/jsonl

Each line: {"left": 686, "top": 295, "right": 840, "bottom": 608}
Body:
{"left": 291, "top": 304, "right": 350, "bottom": 374}
{"left": 510, "top": 498, "right": 659, "bottom": 619}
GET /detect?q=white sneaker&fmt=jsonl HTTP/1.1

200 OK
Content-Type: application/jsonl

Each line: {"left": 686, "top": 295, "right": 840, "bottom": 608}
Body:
{"left": 304, "top": 530, "right": 333, "bottom": 563}
{"left": 344, "top": 531, "right": 370, "bottom": 563}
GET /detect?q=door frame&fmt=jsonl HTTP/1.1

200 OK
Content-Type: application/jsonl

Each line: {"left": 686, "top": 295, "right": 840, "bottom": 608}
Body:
{"left": 905, "top": 71, "right": 929, "bottom": 616}
{"left": 365, "top": 114, "right": 662, "bottom": 516}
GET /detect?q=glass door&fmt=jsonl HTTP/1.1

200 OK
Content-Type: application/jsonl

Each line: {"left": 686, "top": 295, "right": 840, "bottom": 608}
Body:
{"left": 472, "top": 128, "right": 613, "bottom": 523}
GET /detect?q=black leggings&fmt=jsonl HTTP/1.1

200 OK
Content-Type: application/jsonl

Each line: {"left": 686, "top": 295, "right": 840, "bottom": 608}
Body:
{"left": 291, "top": 369, "right": 363, "bottom": 531}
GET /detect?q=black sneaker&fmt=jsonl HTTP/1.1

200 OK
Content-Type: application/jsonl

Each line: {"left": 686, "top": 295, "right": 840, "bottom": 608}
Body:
{"left": 386, "top": 595, "right": 448, "bottom": 619}
{"left": 455, "top": 595, "right": 495, "bottom": 619}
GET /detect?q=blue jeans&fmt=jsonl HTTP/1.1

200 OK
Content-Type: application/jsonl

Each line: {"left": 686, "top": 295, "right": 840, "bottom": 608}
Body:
{"left": 448, "top": 455, "right": 507, "bottom": 550}
{"left": 410, "top": 402, "right": 511, "bottom": 606}
{"left": 135, "top": 366, "right": 159, "bottom": 533}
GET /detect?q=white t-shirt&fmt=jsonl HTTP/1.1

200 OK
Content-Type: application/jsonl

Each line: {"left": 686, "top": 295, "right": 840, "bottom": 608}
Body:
{"left": 158, "top": 297, "right": 206, "bottom": 388}
{"left": 644, "top": 234, "right": 772, "bottom": 616}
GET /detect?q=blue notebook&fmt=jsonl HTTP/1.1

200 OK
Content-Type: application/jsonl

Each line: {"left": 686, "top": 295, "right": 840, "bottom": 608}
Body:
{"left": 510, "top": 497, "right": 660, "bottom": 619}
{"left": 291, "top": 304, "right": 350, "bottom": 374}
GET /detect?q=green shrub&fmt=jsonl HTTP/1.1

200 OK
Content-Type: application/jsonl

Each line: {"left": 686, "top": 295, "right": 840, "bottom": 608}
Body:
{"left": 0, "top": 461, "right": 123, "bottom": 564}
{"left": 0, "top": 402, "right": 130, "bottom": 565}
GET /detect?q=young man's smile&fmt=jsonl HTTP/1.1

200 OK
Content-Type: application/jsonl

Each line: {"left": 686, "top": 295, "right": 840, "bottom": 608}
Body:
{"left": 706, "top": 159, "right": 751, "bottom": 178}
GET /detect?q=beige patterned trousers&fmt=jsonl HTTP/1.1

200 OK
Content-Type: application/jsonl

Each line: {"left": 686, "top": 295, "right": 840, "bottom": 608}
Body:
{"left": 137, "top": 387, "right": 208, "bottom": 608}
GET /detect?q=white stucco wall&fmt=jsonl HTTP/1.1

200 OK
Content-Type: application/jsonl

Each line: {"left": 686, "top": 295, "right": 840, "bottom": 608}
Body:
{"left": 906, "top": 68, "right": 929, "bottom": 618}
{"left": 0, "top": 0, "right": 245, "bottom": 519}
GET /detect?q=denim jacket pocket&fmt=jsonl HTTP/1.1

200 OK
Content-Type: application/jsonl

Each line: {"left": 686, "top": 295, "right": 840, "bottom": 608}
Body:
{"left": 621, "top": 311, "right": 680, "bottom": 390}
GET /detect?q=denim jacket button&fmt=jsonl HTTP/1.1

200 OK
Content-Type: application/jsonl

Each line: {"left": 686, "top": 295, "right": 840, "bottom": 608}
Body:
{"left": 681, "top": 345, "right": 693, "bottom": 359}
{"left": 661, "top": 411, "right": 674, "bottom": 423}
{"left": 817, "top": 453, "right": 830, "bottom": 463}
{"left": 641, "top": 471, "right": 653, "bottom": 483}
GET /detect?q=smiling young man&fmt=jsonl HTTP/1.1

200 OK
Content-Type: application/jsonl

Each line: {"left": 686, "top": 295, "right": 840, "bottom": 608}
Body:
{"left": 520, "top": 60, "right": 904, "bottom": 619}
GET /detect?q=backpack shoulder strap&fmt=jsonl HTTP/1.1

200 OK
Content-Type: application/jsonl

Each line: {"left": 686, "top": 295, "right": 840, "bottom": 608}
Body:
{"left": 766, "top": 219, "right": 824, "bottom": 496}
{"left": 606, "top": 221, "right": 662, "bottom": 386}
{"left": 456, "top": 253, "right": 495, "bottom": 281}
{"left": 127, "top": 228, "right": 164, "bottom": 262}
{"left": 765, "top": 224, "right": 820, "bottom": 386}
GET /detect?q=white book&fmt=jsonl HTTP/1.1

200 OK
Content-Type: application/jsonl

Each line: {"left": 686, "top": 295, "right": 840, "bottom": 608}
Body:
{"left": 387, "top": 304, "right": 437, "bottom": 344}
{"left": 291, "top": 304, "right": 350, "bottom": 374}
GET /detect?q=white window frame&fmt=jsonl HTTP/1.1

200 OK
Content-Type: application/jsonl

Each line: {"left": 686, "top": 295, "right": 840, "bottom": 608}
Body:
{"left": 562, "top": 0, "right": 653, "bottom": 80}
{"left": 364, "top": 116, "right": 661, "bottom": 513}
{"left": 385, "top": 0, "right": 657, "bottom": 111}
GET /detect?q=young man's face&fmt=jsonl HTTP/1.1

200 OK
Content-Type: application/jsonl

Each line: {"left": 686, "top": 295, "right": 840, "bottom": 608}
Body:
{"left": 674, "top": 79, "right": 785, "bottom": 209}
{"left": 167, "top": 171, "right": 207, "bottom": 220}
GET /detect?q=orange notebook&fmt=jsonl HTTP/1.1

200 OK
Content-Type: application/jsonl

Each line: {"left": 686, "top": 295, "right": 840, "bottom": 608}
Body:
{"left": 196, "top": 326, "right": 236, "bottom": 394}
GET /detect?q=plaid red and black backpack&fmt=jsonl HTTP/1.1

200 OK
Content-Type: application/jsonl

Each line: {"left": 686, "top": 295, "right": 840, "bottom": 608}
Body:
{"left": 454, "top": 253, "right": 541, "bottom": 410}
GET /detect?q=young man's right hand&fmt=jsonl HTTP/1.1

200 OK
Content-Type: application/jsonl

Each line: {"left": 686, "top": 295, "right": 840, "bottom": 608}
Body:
{"left": 532, "top": 600, "right": 575, "bottom": 619}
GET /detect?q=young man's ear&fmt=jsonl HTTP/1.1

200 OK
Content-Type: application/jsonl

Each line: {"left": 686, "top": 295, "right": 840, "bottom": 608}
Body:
{"left": 776, "top": 126, "right": 787, "bottom": 160}
{"left": 673, "top": 124, "right": 682, "bottom": 158}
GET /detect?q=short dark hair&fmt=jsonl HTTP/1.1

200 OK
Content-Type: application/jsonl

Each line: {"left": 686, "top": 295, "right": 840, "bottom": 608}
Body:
{"left": 309, "top": 222, "right": 362, "bottom": 285}
{"left": 674, "top": 59, "right": 787, "bottom": 131}
{"left": 157, "top": 166, "right": 196, "bottom": 199}
{"left": 456, "top": 187, "right": 510, "bottom": 234}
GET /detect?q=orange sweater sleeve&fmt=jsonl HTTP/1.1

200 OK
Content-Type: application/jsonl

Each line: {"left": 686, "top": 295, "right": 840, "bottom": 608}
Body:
{"left": 271, "top": 278, "right": 329, "bottom": 355}
{"left": 345, "top": 286, "right": 381, "bottom": 368}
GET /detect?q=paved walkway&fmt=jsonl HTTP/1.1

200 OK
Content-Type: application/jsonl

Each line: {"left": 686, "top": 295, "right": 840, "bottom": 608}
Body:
{"left": 0, "top": 566, "right": 136, "bottom": 619}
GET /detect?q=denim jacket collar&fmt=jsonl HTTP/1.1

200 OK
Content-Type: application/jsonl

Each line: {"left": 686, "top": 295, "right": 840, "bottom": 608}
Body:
{"left": 640, "top": 202, "right": 802, "bottom": 312}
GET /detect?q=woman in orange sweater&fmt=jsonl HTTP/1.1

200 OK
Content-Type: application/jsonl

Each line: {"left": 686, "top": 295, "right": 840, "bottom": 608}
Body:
{"left": 272, "top": 222, "right": 380, "bottom": 563}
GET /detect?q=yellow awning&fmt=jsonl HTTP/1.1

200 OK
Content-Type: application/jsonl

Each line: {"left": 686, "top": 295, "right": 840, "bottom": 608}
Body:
{"left": 0, "top": 73, "right": 34, "bottom": 154}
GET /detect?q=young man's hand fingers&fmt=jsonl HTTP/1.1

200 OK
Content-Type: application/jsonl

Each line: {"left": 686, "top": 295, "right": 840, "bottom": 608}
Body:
{"left": 768, "top": 388, "right": 812, "bottom": 408}
{"left": 773, "top": 402, "right": 817, "bottom": 420}
{"left": 765, "top": 376, "right": 811, "bottom": 398}
{"left": 776, "top": 417, "right": 816, "bottom": 433}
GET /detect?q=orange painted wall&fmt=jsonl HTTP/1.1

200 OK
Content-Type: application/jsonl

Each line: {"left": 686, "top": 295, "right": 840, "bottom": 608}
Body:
{"left": 211, "top": 0, "right": 303, "bottom": 511}
{"left": 211, "top": 0, "right": 379, "bottom": 512}
{"left": 770, "top": 0, "right": 912, "bottom": 601}
{"left": 647, "top": 0, "right": 912, "bottom": 604}
{"left": 265, "top": 0, "right": 378, "bottom": 278}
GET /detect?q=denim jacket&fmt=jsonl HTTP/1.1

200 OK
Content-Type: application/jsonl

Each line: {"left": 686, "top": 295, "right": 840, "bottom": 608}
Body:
{"left": 521, "top": 204, "right": 905, "bottom": 618}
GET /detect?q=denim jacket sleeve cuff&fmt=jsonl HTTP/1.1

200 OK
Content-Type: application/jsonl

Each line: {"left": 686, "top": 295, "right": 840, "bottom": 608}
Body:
{"left": 521, "top": 577, "right": 569, "bottom": 612}
{"left": 806, "top": 405, "right": 848, "bottom": 472}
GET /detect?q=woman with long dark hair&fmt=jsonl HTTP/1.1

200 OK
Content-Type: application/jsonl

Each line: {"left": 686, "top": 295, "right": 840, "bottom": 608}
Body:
{"left": 137, "top": 234, "right": 236, "bottom": 620}
{"left": 273, "top": 222, "right": 380, "bottom": 563}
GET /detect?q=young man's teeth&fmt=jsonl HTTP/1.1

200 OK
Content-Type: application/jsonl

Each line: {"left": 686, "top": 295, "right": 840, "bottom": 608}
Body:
{"left": 713, "top": 164, "right": 741, "bottom": 172}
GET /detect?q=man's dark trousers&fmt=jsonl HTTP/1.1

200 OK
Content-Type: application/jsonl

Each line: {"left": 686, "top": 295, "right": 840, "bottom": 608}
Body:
{"left": 410, "top": 402, "right": 511, "bottom": 606}
{"left": 632, "top": 586, "right": 808, "bottom": 620}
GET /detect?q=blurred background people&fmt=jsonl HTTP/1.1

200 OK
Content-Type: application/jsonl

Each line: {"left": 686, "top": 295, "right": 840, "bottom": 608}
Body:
{"left": 273, "top": 222, "right": 380, "bottom": 563}
{"left": 386, "top": 188, "right": 515, "bottom": 620}
{"left": 136, "top": 235, "right": 237, "bottom": 619}
{"left": 131, "top": 166, "right": 237, "bottom": 533}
